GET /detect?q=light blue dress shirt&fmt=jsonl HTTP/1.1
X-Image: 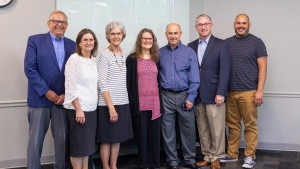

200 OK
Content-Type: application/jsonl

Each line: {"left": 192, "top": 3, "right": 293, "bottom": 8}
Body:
{"left": 197, "top": 35, "right": 211, "bottom": 65}
{"left": 50, "top": 33, "right": 65, "bottom": 71}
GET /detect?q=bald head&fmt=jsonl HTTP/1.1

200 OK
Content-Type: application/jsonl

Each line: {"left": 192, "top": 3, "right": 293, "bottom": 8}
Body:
{"left": 165, "top": 23, "right": 182, "bottom": 49}
{"left": 235, "top": 13, "right": 250, "bottom": 23}
{"left": 234, "top": 13, "right": 251, "bottom": 38}
{"left": 166, "top": 23, "right": 181, "bottom": 32}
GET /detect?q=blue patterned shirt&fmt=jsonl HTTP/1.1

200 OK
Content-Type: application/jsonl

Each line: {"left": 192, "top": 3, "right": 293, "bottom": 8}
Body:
{"left": 159, "top": 41, "right": 200, "bottom": 103}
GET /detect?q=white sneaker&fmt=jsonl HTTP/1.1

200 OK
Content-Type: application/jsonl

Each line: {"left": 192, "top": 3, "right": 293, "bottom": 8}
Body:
{"left": 242, "top": 156, "right": 256, "bottom": 168}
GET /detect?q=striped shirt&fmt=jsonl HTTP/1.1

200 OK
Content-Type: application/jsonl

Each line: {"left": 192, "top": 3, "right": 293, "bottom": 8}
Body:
{"left": 97, "top": 49, "right": 129, "bottom": 106}
{"left": 226, "top": 34, "right": 268, "bottom": 90}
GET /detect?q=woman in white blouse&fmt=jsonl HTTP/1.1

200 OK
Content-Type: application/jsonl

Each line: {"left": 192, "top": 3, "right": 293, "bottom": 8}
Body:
{"left": 64, "top": 28, "right": 98, "bottom": 169}
{"left": 97, "top": 21, "right": 133, "bottom": 169}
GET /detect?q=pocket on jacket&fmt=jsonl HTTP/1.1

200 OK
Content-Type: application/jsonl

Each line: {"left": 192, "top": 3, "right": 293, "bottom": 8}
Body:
{"left": 210, "top": 79, "right": 219, "bottom": 84}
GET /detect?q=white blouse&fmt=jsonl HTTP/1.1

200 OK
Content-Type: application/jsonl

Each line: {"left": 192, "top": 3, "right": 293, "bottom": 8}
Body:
{"left": 97, "top": 49, "right": 129, "bottom": 106}
{"left": 63, "top": 53, "right": 98, "bottom": 111}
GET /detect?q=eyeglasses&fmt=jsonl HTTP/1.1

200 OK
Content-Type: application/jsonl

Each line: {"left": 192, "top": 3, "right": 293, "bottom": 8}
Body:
{"left": 49, "top": 20, "right": 68, "bottom": 26}
{"left": 109, "top": 32, "right": 122, "bottom": 36}
{"left": 141, "top": 37, "right": 153, "bottom": 41}
{"left": 82, "top": 39, "right": 95, "bottom": 43}
{"left": 196, "top": 22, "right": 212, "bottom": 27}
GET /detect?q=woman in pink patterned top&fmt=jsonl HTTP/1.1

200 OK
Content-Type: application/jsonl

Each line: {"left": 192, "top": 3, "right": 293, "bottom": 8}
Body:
{"left": 126, "top": 28, "right": 163, "bottom": 169}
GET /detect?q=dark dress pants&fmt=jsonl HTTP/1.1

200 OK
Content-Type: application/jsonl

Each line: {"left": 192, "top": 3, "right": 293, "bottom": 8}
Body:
{"left": 133, "top": 110, "right": 161, "bottom": 168}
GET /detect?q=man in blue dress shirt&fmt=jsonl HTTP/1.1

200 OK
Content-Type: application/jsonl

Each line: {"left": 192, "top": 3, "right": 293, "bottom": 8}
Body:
{"left": 24, "top": 10, "right": 76, "bottom": 169}
{"left": 159, "top": 23, "right": 200, "bottom": 169}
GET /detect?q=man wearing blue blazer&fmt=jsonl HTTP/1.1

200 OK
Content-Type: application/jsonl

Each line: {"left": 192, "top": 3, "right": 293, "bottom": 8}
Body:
{"left": 188, "top": 14, "right": 231, "bottom": 169}
{"left": 24, "top": 10, "right": 75, "bottom": 169}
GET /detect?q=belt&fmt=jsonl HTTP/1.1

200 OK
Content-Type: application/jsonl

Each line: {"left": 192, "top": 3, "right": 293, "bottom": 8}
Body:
{"left": 161, "top": 88, "right": 188, "bottom": 93}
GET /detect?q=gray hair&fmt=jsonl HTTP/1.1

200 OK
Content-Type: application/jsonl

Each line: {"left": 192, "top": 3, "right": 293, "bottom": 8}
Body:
{"left": 105, "top": 21, "right": 126, "bottom": 43}
{"left": 195, "top": 14, "right": 212, "bottom": 25}
{"left": 49, "top": 10, "right": 68, "bottom": 21}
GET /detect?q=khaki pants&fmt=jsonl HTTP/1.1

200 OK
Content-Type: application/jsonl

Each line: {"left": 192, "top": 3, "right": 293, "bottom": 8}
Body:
{"left": 226, "top": 90, "right": 258, "bottom": 159}
{"left": 195, "top": 103, "right": 226, "bottom": 162}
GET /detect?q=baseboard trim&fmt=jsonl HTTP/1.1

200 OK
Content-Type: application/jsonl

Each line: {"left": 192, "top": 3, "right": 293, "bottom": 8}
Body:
{"left": 0, "top": 155, "right": 54, "bottom": 169}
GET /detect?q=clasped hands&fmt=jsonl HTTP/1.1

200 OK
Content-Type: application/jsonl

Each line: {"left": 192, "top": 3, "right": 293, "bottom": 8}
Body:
{"left": 45, "top": 90, "right": 64, "bottom": 105}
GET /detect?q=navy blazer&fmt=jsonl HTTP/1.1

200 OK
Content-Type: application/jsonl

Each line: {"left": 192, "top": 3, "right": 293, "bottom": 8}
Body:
{"left": 188, "top": 35, "right": 231, "bottom": 104}
{"left": 24, "top": 32, "right": 76, "bottom": 107}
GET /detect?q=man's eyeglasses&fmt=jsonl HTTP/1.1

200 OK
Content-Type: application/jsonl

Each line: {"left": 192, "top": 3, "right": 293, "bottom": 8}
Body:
{"left": 49, "top": 20, "right": 68, "bottom": 26}
{"left": 141, "top": 38, "right": 153, "bottom": 41}
{"left": 196, "top": 22, "right": 212, "bottom": 27}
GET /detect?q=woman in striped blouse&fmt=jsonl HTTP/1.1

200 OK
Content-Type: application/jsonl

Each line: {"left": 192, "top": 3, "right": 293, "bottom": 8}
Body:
{"left": 97, "top": 21, "right": 133, "bottom": 169}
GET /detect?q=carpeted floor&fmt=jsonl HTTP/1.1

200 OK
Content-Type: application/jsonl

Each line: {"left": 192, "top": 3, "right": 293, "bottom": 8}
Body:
{"left": 11, "top": 148, "right": 300, "bottom": 169}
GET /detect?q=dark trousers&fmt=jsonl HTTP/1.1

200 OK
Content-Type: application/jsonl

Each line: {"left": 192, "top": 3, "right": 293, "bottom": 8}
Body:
{"left": 133, "top": 110, "right": 161, "bottom": 168}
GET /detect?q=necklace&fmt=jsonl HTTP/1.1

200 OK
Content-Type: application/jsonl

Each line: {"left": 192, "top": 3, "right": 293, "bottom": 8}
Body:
{"left": 139, "top": 58, "right": 154, "bottom": 79}
{"left": 114, "top": 54, "right": 125, "bottom": 71}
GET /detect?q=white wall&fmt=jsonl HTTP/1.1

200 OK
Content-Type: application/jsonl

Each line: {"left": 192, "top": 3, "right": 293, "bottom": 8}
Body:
{"left": 1, "top": 0, "right": 300, "bottom": 168}
{"left": 57, "top": 0, "right": 190, "bottom": 52}
{"left": 190, "top": 0, "right": 300, "bottom": 151}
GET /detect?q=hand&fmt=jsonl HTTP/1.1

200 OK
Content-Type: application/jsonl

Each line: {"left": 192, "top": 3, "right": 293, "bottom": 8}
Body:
{"left": 109, "top": 107, "right": 118, "bottom": 123}
{"left": 75, "top": 109, "right": 85, "bottom": 124}
{"left": 184, "top": 100, "right": 193, "bottom": 111}
{"left": 45, "top": 90, "right": 59, "bottom": 103}
{"left": 55, "top": 94, "right": 65, "bottom": 105}
{"left": 254, "top": 91, "right": 264, "bottom": 106}
{"left": 215, "top": 95, "right": 225, "bottom": 107}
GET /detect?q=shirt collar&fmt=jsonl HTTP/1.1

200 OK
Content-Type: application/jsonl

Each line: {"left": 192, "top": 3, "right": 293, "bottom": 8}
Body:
{"left": 167, "top": 41, "right": 182, "bottom": 50}
{"left": 198, "top": 35, "right": 211, "bottom": 44}
{"left": 49, "top": 32, "right": 65, "bottom": 42}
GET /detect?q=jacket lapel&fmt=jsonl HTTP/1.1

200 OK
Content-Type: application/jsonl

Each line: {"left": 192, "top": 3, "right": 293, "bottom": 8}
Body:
{"left": 200, "top": 35, "right": 215, "bottom": 67}
{"left": 44, "top": 33, "right": 60, "bottom": 71}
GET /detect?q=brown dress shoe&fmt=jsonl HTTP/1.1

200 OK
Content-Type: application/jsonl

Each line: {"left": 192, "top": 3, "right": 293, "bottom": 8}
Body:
{"left": 211, "top": 159, "right": 220, "bottom": 169}
{"left": 196, "top": 160, "right": 211, "bottom": 166}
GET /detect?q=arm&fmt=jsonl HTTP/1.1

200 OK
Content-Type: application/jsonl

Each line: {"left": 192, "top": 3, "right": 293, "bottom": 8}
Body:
{"left": 24, "top": 36, "right": 58, "bottom": 102}
{"left": 72, "top": 98, "right": 85, "bottom": 124}
{"left": 254, "top": 56, "right": 267, "bottom": 106}
{"left": 98, "top": 52, "right": 118, "bottom": 122}
{"left": 216, "top": 41, "right": 231, "bottom": 106}
{"left": 102, "top": 92, "right": 118, "bottom": 122}
{"left": 64, "top": 54, "right": 85, "bottom": 122}
{"left": 185, "top": 50, "right": 200, "bottom": 110}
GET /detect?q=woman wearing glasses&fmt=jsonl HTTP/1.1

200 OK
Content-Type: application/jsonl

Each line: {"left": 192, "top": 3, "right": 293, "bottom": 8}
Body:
{"left": 126, "top": 28, "right": 163, "bottom": 169}
{"left": 97, "top": 21, "right": 133, "bottom": 169}
{"left": 63, "top": 28, "right": 98, "bottom": 169}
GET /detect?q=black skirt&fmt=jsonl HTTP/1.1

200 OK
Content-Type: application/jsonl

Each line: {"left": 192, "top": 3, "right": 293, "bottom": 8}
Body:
{"left": 97, "top": 104, "right": 133, "bottom": 143}
{"left": 67, "top": 109, "right": 98, "bottom": 157}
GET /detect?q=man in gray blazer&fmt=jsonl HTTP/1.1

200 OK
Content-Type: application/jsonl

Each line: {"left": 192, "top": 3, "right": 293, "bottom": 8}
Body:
{"left": 188, "top": 14, "right": 231, "bottom": 169}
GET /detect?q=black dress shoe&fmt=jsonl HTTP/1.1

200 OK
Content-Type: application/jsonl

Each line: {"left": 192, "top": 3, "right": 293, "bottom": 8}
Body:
{"left": 184, "top": 163, "right": 201, "bottom": 169}
{"left": 169, "top": 165, "right": 179, "bottom": 169}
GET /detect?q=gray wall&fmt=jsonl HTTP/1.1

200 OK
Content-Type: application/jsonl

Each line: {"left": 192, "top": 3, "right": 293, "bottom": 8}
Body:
{"left": 0, "top": 0, "right": 300, "bottom": 168}
{"left": 0, "top": 0, "right": 55, "bottom": 168}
